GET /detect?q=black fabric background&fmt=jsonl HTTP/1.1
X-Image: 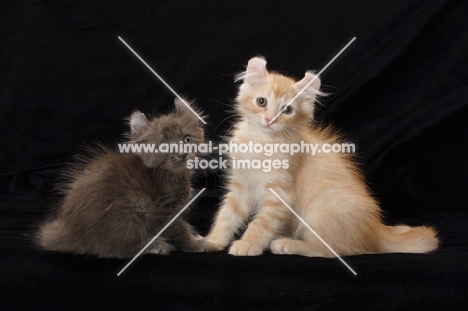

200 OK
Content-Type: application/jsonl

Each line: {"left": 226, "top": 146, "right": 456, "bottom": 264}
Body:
{"left": 1, "top": 0, "right": 467, "bottom": 309}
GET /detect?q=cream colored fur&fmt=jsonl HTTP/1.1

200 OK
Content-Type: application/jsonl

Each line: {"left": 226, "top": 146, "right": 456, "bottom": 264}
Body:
{"left": 205, "top": 57, "right": 438, "bottom": 257}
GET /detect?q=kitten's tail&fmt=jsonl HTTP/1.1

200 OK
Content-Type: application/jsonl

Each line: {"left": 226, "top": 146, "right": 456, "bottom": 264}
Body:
{"left": 378, "top": 225, "right": 438, "bottom": 253}
{"left": 35, "top": 219, "right": 70, "bottom": 251}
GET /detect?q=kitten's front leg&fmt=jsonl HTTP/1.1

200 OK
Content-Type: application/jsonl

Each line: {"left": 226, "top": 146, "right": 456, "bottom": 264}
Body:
{"left": 229, "top": 190, "right": 289, "bottom": 256}
{"left": 169, "top": 219, "right": 205, "bottom": 252}
{"left": 204, "top": 192, "right": 249, "bottom": 252}
{"left": 145, "top": 238, "right": 176, "bottom": 255}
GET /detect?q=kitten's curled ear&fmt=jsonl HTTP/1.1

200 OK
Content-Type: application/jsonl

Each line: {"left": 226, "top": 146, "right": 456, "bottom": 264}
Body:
{"left": 174, "top": 97, "right": 206, "bottom": 126}
{"left": 174, "top": 97, "right": 189, "bottom": 113}
{"left": 174, "top": 97, "right": 194, "bottom": 119}
{"left": 235, "top": 56, "right": 269, "bottom": 85}
{"left": 130, "top": 111, "right": 151, "bottom": 139}
{"left": 294, "top": 71, "right": 322, "bottom": 100}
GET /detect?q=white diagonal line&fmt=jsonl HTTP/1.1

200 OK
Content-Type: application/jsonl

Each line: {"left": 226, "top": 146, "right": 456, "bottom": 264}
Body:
{"left": 269, "top": 37, "right": 356, "bottom": 124}
{"left": 268, "top": 188, "right": 357, "bottom": 276}
{"left": 117, "top": 188, "right": 206, "bottom": 276}
{"left": 118, "top": 36, "right": 207, "bottom": 125}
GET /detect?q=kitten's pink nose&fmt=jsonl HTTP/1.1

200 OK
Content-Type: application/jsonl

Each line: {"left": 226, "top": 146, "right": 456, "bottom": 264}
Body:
{"left": 265, "top": 118, "right": 276, "bottom": 126}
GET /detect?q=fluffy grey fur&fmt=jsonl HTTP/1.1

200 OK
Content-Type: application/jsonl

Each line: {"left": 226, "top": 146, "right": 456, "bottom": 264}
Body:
{"left": 36, "top": 98, "right": 205, "bottom": 258}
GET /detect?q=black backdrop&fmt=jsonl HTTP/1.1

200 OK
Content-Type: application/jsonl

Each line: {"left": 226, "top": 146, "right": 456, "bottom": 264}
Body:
{"left": 1, "top": 0, "right": 468, "bottom": 309}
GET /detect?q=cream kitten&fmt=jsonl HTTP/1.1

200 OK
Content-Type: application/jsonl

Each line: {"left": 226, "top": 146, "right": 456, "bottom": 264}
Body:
{"left": 204, "top": 57, "right": 438, "bottom": 257}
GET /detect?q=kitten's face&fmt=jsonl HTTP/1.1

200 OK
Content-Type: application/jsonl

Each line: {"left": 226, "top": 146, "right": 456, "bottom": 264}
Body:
{"left": 236, "top": 57, "right": 321, "bottom": 137}
{"left": 129, "top": 99, "right": 204, "bottom": 170}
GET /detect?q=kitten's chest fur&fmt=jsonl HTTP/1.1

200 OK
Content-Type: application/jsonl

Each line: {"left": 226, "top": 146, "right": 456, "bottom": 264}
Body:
{"left": 229, "top": 121, "right": 294, "bottom": 195}
{"left": 146, "top": 165, "right": 192, "bottom": 205}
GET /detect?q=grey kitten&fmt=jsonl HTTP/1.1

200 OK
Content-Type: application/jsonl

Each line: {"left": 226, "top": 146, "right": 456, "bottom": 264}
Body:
{"left": 36, "top": 98, "right": 205, "bottom": 258}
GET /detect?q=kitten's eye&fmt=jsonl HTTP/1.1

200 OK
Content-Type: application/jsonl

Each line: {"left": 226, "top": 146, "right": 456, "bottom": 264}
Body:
{"left": 282, "top": 106, "right": 293, "bottom": 114}
{"left": 256, "top": 97, "right": 267, "bottom": 108}
{"left": 183, "top": 135, "right": 192, "bottom": 143}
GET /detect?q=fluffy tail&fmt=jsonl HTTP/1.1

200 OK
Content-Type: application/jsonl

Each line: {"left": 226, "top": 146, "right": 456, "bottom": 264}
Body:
{"left": 378, "top": 225, "right": 438, "bottom": 253}
{"left": 36, "top": 219, "right": 70, "bottom": 251}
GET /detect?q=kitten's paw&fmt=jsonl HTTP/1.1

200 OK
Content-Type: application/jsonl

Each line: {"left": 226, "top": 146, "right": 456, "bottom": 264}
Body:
{"left": 228, "top": 240, "right": 263, "bottom": 256}
{"left": 271, "top": 238, "right": 296, "bottom": 255}
{"left": 186, "top": 236, "right": 205, "bottom": 252}
{"left": 204, "top": 236, "right": 228, "bottom": 252}
{"left": 146, "top": 240, "right": 175, "bottom": 255}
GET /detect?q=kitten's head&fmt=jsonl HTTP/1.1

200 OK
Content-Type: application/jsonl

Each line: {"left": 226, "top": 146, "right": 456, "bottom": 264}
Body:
{"left": 235, "top": 56, "right": 323, "bottom": 137}
{"left": 128, "top": 98, "right": 205, "bottom": 170}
